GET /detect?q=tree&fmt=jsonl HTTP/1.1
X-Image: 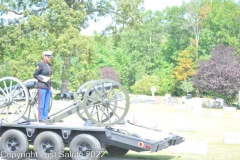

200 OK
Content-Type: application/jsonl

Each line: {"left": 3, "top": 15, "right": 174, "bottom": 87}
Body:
{"left": 180, "top": 78, "right": 194, "bottom": 94}
{"left": 174, "top": 46, "right": 196, "bottom": 81}
{"left": 193, "top": 45, "right": 240, "bottom": 105}
{"left": 100, "top": 66, "right": 120, "bottom": 82}
{"left": 182, "top": 0, "right": 211, "bottom": 61}
{"left": 154, "top": 61, "right": 175, "bottom": 95}
{"left": 0, "top": 0, "right": 144, "bottom": 93}
{"left": 162, "top": 6, "right": 190, "bottom": 63}
{"left": 202, "top": 0, "right": 240, "bottom": 52}
{"left": 131, "top": 75, "right": 160, "bottom": 95}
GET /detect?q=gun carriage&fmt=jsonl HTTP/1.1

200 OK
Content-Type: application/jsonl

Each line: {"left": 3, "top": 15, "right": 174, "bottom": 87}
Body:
{"left": 0, "top": 76, "right": 129, "bottom": 126}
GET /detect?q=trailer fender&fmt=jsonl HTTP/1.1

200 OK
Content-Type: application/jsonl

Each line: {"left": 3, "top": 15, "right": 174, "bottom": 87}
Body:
{"left": 0, "top": 129, "right": 29, "bottom": 159}
{"left": 34, "top": 131, "right": 64, "bottom": 160}
{"left": 106, "top": 146, "right": 129, "bottom": 155}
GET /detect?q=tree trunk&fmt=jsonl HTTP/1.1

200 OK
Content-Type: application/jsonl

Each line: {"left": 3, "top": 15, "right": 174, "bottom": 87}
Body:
{"left": 60, "top": 56, "right": 71, "bottom": 94}
{"left": 60, "top": 79, "right": 69, "bottom": 94}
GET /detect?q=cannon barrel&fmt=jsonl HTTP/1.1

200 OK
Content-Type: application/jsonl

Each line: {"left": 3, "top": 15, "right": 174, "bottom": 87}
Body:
{"left": 24, "top": 81, "right": 37, "bottom": 90}
{"left": 3, "top": 81, "right": 36, "bottom": 93}
{"left": 77, "top": 82, "right": 116, "bottom": 95}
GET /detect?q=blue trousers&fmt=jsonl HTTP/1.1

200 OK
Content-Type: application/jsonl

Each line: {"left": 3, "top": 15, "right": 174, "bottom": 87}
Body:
{"left": 38, "top": 88, "right": 50, "bottom": 121}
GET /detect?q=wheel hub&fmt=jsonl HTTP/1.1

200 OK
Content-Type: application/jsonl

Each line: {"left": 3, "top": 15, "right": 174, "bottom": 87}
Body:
{"left": 4, "top": 95, "right": 13, "bottom": 105}
{"left": 77, "top": 143, "right": 91, "bottom": 156}
{"left": 102, "top": 99, "right": 110, "bottom": 107}
{"left": 45, "top": 144, "right": 52, "bottom": 149}
{"left": 7, "top": 138, "right": 20, "bottom": 152}
{"left": 42, "top": 140, "right": 55, "bottom": 153}
{"left": 81, "top": 146, "right": 88, "bottom": 152}
{"left": 11, "top": 142, "right": 17, "bottom": 147}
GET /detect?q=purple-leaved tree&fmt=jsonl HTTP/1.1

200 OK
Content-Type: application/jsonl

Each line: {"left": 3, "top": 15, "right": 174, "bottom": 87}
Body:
{"left": 101, "top": 66, "right": 121, "bottom": 82}
{"left": 193, "top": 45, "right": 240, "bottom": 105}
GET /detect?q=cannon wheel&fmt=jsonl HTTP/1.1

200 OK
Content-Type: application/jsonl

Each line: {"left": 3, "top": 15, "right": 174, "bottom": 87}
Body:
{"left": 0, "top": 76, "right": 29, "bottom": 122}
{"left": 76, "top": 80, "right": 96, "bottom": 121}
{"left": 76, "top": 80, "right": 117, "bottom": 123}
{"left": 22, "top": 79, "right": 53, "bottom": 122}
{"left": 82, "top": 79, "right": 130, "bottom": 126}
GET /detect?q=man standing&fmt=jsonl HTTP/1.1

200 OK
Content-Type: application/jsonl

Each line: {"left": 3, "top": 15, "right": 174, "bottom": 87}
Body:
{"left": 33, "top": 51, "right": 53, "bottom": 122}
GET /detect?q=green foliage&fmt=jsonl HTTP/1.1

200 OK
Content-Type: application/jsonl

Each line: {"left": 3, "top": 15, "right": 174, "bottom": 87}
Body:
{"left": 203, "top": 0, "right": 240, "bottom": 52}
{"left": 0, "top": 0, "right": 144, "bottom": 93}
{"left": 131, "top": 75, "right": 160, "bottom": 95}
{"left": 53, "top": 27, "right": 96, "bottom": 92}
{"left": 153, "top": 61, "right": 175, "bottom": 95}
{"left": 180, "top": 78, "right": 194, "bottom": 94}
{"left": 0, "top": 0, "right": 239, "bottom": 98}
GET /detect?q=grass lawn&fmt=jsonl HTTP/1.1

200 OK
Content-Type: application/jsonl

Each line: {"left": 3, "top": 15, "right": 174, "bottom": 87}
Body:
{"left": 49, "top": 99, "right": 240, "bottom": 160}
{"left": 103, "top": 101, "right": 240, "bottom": 160}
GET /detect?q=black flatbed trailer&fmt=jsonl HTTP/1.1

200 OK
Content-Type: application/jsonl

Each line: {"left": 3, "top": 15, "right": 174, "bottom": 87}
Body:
{"left": 0, "top": 120, "right": 184, "bottom": 160}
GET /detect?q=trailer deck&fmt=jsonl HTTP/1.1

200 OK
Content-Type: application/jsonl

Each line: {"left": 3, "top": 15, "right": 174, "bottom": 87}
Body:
{"left": 0, "top": 120, "right": 184, "bottom": 154}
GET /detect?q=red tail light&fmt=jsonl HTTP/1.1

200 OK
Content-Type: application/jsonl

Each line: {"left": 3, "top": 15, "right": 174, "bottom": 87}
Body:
{"left": 145, "top": 144, "right": 151, "bottom": 149}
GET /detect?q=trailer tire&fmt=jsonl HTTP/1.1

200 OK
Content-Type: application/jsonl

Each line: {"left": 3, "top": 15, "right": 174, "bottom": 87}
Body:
{"left": 34, "top": 131, "right": 64, "bottom": 160}
{"left": 106, "top": 146, "right": 129, "bottom": 155}
{"left": 0, "top": 129, "right": 29, "bottom": 159}
{"left": 70, "top": 134, "right": 101, "bottom": 160}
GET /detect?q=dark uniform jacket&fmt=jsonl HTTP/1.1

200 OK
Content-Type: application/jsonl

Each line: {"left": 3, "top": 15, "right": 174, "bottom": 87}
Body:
{"left": 33, "top": 60, "right": 52, "bottom": 89}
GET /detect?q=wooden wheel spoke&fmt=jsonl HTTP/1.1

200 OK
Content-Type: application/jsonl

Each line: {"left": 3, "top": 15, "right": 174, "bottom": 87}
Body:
{"left": 86, "top": 102, "right": 102, "bottom": 109}
{"left": 106, "top": 107, "right": 111, "bottom": 123}
{"left": 0, "top": 87, "right": 7, "bottom": 96}
{"left": 109, "top": 89, "right": 122, "bottom": 101}
{"left": 12, "top": 89, "right": 24, "bottom": 98}
{"left": 12, "top": 101, "right": 24, "bottom": 108}
{"left": 92, "top": 87, "right": 104, "bottom": 100}
{"left": 90, "top": 105, "right": 95, "bottom": 115}
{"left": 100, "top": 106, "right": 105, "bottom": 123}
{"left": 108, "top": 107, "right": 120, "bottom": 119}
{"left": 0, "top": 105, "right": 7, "bottom": 114}
{"left": 3, "top": 81, "right": 9, "bottom": 95}
{"left": 110, "top": 98, "right": 126, "bottom": 102}
{"left": 13, "top": 97, "right": 27, "bottom": 101}
{"left": 91, "top": 105, "right": 103, "bottom": 117}
{"left": 101, "top": 82, "right": 106, "bottom": 99}
{"left": 107, "top": 83, "right": 113, "bottom": 98}
{"left": 9, "top": 80, "right": 13, "bottom": 95}
{"left": 6, "top": 105, "right": 9, "bottom": 119}
{"left": 10, "top": 83, "right": 19, "bottom": 97}
{"left": 27, "top": 104, "right": 32, "bottom": 118}
{"left": 87, "top": 95, "right": 101, "bottom": 102}
{"left": 110, "top": 103, "right": 126, "bottom": 110}
{"left": 12, "top": 104, "right": 21, "bottom": 115}
{"left": 96, "top": 106, "right": 100, "bottom": 122}
{"left": 99, "top": 106, "right": 111, "bottom": 122}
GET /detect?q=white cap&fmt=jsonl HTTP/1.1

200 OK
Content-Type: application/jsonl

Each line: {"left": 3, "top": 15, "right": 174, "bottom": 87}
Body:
{"left": 42, "top": 51, "right": 53, "bottom": 57}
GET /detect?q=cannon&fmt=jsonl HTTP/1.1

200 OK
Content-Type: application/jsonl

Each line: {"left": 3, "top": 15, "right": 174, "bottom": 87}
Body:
{"left": 0, "top": 76, "right": 130, "bottom": 126}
